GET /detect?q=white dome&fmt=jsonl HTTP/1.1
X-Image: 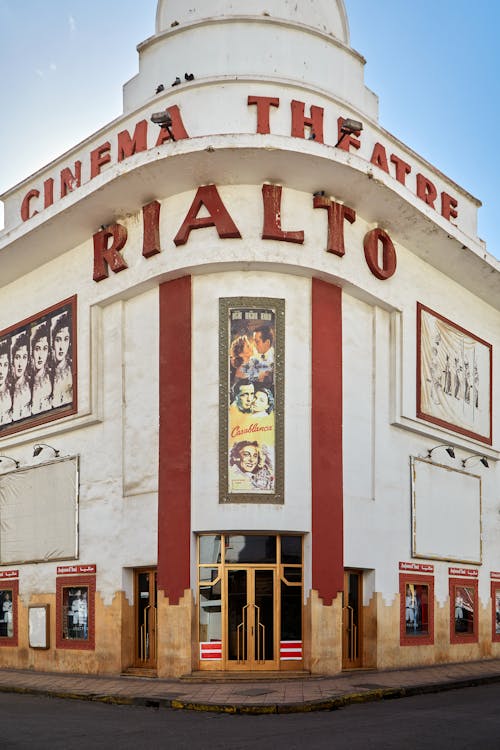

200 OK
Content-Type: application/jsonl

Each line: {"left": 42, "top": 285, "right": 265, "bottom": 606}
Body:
{"left": 155, "top": 0, "right": 350, "bottom": 43}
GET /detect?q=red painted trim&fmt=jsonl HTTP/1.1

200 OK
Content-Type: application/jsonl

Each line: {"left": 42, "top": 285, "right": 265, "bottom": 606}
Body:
{"left": 0, "top": 580, "right": 19, "bottom": 647}
{"left": 158, "top": 276, "right": 191, "bottom": 604}
{"left": 416, "top": 302, "right": 493, "bottom": 445}
{"left": 399, "top": 573, "right": 434, "bottom": 647}
{"left": 449, "top": 577, "right": 478, "bottom": 644}
{"left": 311, "top": 279, "right": 343, "bottom": 605}
{"left": 56, "top": 575, "right": 95, "bottom": 651}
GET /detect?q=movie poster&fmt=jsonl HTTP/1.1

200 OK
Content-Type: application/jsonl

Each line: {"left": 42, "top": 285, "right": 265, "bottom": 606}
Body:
{"left": 0, "top": 297, "right": 77, "bottom": 437}
{"left": 220, "top": 298, "right": 284, "bottom": 504}
{"left": 417, "top": 303, "right": 492, "bottom": 444}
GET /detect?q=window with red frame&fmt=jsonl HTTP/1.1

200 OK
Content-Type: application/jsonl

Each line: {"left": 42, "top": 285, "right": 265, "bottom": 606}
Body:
{"left": 492, "top": 584, "right": 500, "bottom": 642}
{"left": 56, "top": 575, "right": 95, "bottom": 650}
{"left": 0, "top": 587, "right": 16, "bottom": 643}
{"left": 450, "top": 578, "right": 478, "bottom": 644}
{"left": 399, "top": 574, "right": 434, "bottom": 646}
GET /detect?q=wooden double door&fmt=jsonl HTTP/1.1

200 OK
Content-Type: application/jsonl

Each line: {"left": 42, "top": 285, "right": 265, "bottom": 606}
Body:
{"left": 226, "top": 567, "right": 277, "bottom": 669}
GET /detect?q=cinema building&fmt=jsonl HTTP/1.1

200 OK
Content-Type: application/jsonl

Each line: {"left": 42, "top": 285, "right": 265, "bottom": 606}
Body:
{"left": 0, "top": 0, "right": 499, "bottom": 677}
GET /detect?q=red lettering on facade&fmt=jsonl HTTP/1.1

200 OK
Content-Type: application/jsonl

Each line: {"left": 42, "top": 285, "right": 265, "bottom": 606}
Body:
{"left": 336, "top": 116, "right": 361, "bottom": 152}
{"left": 142, "top": 200, "right": 161, "bottom": 258}
{"left": 60, "top": 162, "right": 82, "bottom": 198}
{"left": 370, "top": 143, "right": 389, "bottom": 173}
{"left": 20, "top": 189, "right": 40, "bottom": 221}
{"left": 390, "top": 154, "right": 412, "bottom": 185}
{"left": 291, "top": 100, "right": 324, "bottom": 143}
{"left": 117, "top": 120, "right": 148, "bottom": 161}
{"left": 441, "top": 191, "right": 458, "bottom": 222}
{"left": 416, "top": 173, "right": 437, "bottom": 209}
{"left": 90, "top": 142, "right": 112, "bottom": 179}
{"left": 93, "top": 223, "right": 129, "bottom": 282}
{"left": 247, "top": 95, "right": 280, "bottom": 134}
{"left": 154, "top": 104, "right": 189, "bottom": 145}
{"left": 363, "top": 227, "right": 397, "bottom": 280}
{"left": 313, "top": 195, "right": 356, "bottom": 256}
{"left": 174, "top": 185, "right": 242, "bottom": 246}
{"left": 44, "top": 178, "right": 54, "bottom": 209}
{"left": 262, "top": 184, "right": 305, "bottom": 244}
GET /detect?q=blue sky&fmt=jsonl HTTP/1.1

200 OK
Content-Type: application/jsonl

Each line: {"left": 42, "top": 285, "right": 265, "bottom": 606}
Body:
{"left": 0, "top": 1, "right": 498, "bottom": 256}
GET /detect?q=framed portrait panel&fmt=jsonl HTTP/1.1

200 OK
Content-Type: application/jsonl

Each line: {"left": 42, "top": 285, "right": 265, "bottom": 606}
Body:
{"left": 0, "top": 580, "right": 19, "bottom": 647}
{"left": 56, "top": 573, "right": 95, "bottom": 651}
{"left": 449, "top": 576, "right": 478, "bottom": 644}
{"left": 0, "top": 296, "right": 77, "bottom": 437}
{"left": 416, "top": 303, "right": 492, "bottom": 444}
{"left": 399, "top": 572, "right": 434, "bottom": 647}
{"left": 491, "top": 578, "right": 500, "bottom": 643}
{"left": 219, "top": 298, "right": 284, "bottom": 504}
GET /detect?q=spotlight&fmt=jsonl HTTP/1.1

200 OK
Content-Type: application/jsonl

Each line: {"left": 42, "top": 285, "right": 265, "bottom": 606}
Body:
{"left": 150, "top": 110, "right": 176, "bottom": 141}
{"left": 427, "top": 445, "right": 455, "bottom": 460}
{"left": 33, "top": 443, "right": 60, "bottom": 458}
{"left": 0, "top": 455, "right": 19, "bottom": 468}
{"left": 462, "top": 455, "right": 489, "bottom": 469}
{"left": 335, "top": 118, "right": 363, "bottom": 147}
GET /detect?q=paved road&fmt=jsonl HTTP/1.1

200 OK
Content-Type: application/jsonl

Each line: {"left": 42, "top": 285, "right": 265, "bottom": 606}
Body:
{"left": 2, "top": 682, "right": 500, "bottom": 749}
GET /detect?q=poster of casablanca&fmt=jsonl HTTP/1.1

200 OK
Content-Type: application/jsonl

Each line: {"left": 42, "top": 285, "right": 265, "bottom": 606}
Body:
{"left": 0, "top": 297, "right": 77, "bottom": 437}
{"left": 219, "top": 298, "right": 284, "bottom": 504}
{"left": 417, "top": 303, "right": 492, "bottom": 444}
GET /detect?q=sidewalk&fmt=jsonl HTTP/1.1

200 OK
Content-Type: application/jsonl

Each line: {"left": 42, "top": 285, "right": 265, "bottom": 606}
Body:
{"left": 1, "top": 659, "right": 500, "bottom": 714}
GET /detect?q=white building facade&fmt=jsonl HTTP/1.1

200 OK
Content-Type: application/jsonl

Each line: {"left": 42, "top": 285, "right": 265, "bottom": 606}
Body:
{"left": 0, "top": 0, "right": 499, "bottom": 677}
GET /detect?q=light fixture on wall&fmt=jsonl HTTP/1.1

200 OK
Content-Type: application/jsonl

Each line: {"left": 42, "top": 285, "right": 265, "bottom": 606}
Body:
{"left": 335, "top": 118, "right": 363, "bottom": 147}
{"left": 0, "top": 455, "right": 19, "bottom": 468}
{"left": 462, "top": 455, "right": 489, "bottom": 469}
{"left": 427, "top": 444, "right": 455, "bottom": 459}
{"left": 150, "top": 109, "right": 176, "bottom": 141}
{"left": 33, "top": 443, "right": 60, "bottom": 458}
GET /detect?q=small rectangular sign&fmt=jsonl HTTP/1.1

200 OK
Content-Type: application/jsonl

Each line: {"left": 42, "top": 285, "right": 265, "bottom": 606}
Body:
{"left": 280, "top": 640, "right": 303, "bottom": 660}
{"left": 0, "top": 569, "right": 19, "bottom": 580}
{"left": 399, "top": 562, "right": 434, "bottom": 574}
{"left": 57, "top": 564, "right": 96, "bottom": 576}
{"left": 200, "top": 641, "right": 222, "bottom": 660}
{"left": 449, "top": 567, "right": 478, "bottom": 578}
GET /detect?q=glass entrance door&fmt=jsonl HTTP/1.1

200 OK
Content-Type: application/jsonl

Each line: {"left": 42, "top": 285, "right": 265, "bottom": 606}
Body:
{"left": 198, "top": 534, "right": 303, "bottom": 671}
{"left": 134, "top": 568, "right": 157, "bottom": 669}
{"left": 227, "top": 568, "right": 276, "bottom": 669}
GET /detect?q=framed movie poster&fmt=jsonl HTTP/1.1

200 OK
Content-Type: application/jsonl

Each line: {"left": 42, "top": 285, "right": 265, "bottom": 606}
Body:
{"left": 219, "top": 298, "right": 284, "bottom": 504}
{"left": 0, "top": 296, "right": 77, "bottom": 437}
{"left": 417, "top": 303, "right": 492, "bottom": 444}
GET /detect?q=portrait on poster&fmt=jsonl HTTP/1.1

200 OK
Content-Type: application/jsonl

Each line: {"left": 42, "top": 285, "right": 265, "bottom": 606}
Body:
{"left": 417, "top": 304, "right": 492, "bottom": 444}
{"left": 0, "top": 297, "right": 77, "bottom": 437}
{"left": 219, "top": 298, "right": 284, "bottom": 504}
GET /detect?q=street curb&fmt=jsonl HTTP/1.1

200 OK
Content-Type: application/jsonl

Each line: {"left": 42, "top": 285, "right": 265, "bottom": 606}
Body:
{"left": 1, "top": 672, "right": 500, "bottom": 714}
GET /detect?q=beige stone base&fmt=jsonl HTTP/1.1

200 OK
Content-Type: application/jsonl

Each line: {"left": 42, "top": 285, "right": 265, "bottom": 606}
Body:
{"left": 2, "top": 587, "right": 500, "bottom": 677}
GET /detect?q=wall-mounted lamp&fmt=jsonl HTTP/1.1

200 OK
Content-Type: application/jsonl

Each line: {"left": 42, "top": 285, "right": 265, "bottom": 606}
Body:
{"left": 33, "top": 443, "right": 60, "bottom": 458}
{"left": 0, "top": 455, "right": 20, "bottom": 468}
{"left": 427, "top": 444, "right": 455, "bottom": 459}
{"left": 462, "top": 455, "right": 489, "bottom": 469}
{"left": 335, "top": 118, "right": 363, "bottom": 147}
{"left": 150, "top": 110, "right": 176, "bottom": 141}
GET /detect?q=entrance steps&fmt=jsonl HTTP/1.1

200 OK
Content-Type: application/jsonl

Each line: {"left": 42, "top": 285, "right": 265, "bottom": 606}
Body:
{"left": 121, "top": 667, "right": 158, "bottom": 678}
{"left": 180, "top": 670, "right": 311, "bottom": 683}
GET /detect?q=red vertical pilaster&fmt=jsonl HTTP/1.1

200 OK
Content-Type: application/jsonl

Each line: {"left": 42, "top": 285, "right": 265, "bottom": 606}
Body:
{"left": 311, "top": 278, "right": 344, "bottom": 604}
{"left": 158, "top": 276, "right": 191, "bottom": 603}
